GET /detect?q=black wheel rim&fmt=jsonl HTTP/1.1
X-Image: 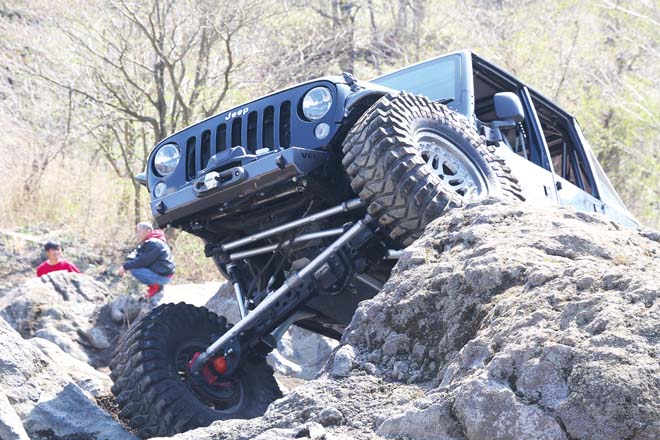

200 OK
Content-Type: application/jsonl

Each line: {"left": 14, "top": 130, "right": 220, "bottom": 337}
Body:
{"left": 174, "top": 340, "right": 246, "bottom": 413}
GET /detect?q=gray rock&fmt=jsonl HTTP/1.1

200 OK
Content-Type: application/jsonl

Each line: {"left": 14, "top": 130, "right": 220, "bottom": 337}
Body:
{"left": 0, "top": 317, "right": 135, "bottom": 439}
{"left": 204, "top": 281, "right": 243, "bottom": 324}
{"left": 377, "top": 399, "right": 463, "bottom": 440}
{"left": 24, "top": 383, "right": 136, "bottom": 440}
{"left": 516, "top": 358, "right": 568, "bottom": 408}
{"left": 363, "top": 362, "right": 377, "bottom": 375}
{"left": 453, "top": 378, "right": 566, "bottom": 440}
{"left": 250, "top": 423, "right": 325, "bottom": 440}
{"left": 382, "top": 333, "right": 410, "bottom": 356}
{"left": 639, "top": 228, "right": 660, "bottom": 242}
{"left": 576, "top": 275, "right": 596, "bottom": 290}
{"left": 0, "top": 388, "right": 30, "bottom": 440}
{"left": 527, "top": 268, "right": 555, "bottom": 287}
{"left": 34, "top": 323, "right": 89, "bottom": 362}
{"left": 84, "top": 327, "right": 111, "bottom": 350}
{"left": 0, "top": 272, "right": 124, "bottom": 366}
{"left": 331, "top": 345, "right": 356, "bottom": 377}
{"left": 252, "top": 427, "right": 301, "bottom": 439}
{"left": 306, "top": 422, "right": 326, "bottom": 439}
{"left": 0, "top": 317, "right": 71, "bottom": 418}
{"left": 269, "top": 325, "right": 338, "bottom": 380}
{"left": 31, "top": 337, "right": 112, "bottom": 397}
{"left": 109, "top": 295, "right": 141, "bottom": 323}
{"left": 316, "top": 406, "right": 344, "bottom": 427}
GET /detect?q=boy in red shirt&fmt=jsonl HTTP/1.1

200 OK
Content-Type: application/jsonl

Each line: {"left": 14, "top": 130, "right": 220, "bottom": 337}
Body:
{"left": 36, "top": 241, "right": 81, "bottom": 277}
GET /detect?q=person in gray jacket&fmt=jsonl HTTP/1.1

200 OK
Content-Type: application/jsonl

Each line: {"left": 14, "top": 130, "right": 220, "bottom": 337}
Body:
{"left": 118, "top": 222, "right": 175, "bottom": 298}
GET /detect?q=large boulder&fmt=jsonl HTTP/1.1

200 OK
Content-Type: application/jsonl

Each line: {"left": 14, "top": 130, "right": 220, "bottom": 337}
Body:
{"left": 32, "top": 337, "right": 112, "bottom": 397}
{"left": 0, "top": 271, "right": 124, "bottom": 366}
{"left": 162, "top": 200, "right": 660, "bottom": 440}
{"left": 269, "top": 325, "right": 338, "bottom": 380}
{"left": 0, "top": 316, "right": 136, "bottom": 439}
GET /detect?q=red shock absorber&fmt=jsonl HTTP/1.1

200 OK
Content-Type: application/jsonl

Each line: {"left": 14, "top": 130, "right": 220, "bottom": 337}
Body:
{"left": 188, "top": 352, "right": 228, "bottom": 384}
{"left": 212, "top": 356, "right": 228, "bottom": 374}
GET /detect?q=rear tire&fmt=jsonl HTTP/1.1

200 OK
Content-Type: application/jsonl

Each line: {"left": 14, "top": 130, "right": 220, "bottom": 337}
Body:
{"left": 109, "top": 303, "right": 281, "bottom": 438}
{"left": 341, "top": 92, "right": 523, "bottom": 246}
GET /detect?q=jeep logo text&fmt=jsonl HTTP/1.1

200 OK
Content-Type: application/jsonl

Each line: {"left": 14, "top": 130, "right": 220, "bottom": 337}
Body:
{"left": 225, "top": 107, "right": 249, "bottom": 120}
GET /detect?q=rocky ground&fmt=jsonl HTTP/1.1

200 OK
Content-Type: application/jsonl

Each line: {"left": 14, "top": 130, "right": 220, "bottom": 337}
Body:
{"left": 158, "top": 200, "right": 660, "bottom": 440}
{"left": 0, "top": 272, "right": 127, "bottom": 366}
{"left": 0, "top": 235, "right": 337, "bottom": 439}
{"left": 1, "top": 199, "right": 659, "bottom": 439}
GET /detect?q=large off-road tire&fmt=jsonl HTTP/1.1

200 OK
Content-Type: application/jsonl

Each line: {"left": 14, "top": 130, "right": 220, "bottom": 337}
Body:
{"left": 109, "top": 303, "right": 281, "bottom": 438}
{"left": 341, "top": 92, "right": 523, "bottom": 245}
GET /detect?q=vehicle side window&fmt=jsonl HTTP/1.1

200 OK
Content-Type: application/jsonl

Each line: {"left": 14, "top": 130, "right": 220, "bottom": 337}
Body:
{"left": 472, "top": 71, "right": 544, "bottom": 168}
{"left": 532, "top": 98, "right": 595, "bottom": 196}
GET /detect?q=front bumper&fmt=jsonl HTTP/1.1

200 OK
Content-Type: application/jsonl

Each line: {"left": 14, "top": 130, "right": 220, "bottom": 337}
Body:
{"left": 151, "top": 147, "right": 328, "bottom": 227}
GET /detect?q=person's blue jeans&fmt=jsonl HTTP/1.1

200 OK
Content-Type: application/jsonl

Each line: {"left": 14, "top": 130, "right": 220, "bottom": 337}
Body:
{"left": 130, "top": 268, "right": 173, "bottom": 286}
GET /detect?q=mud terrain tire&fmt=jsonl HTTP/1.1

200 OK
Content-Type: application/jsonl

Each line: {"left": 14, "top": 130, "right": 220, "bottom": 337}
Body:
{"left": 109, "top": 303, "right": 281, "bottom": 438}
{"left": 342, "top": 92, "right": 523, "bottom": 245}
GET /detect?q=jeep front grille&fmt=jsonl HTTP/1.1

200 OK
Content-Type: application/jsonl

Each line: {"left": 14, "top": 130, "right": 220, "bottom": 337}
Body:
{"left": 185, "top": 101, "right": 292, "bottom": 181}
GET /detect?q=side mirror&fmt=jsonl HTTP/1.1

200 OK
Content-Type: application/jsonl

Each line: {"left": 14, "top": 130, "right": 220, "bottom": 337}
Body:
{"left": 494, "top": 92, "right": 524, "bottom": 122}
{"left": 482, "top": 92, "right": 525, "bottom": 145}
{"left": 135, "top": 171, "right": 147, "bottom": 187}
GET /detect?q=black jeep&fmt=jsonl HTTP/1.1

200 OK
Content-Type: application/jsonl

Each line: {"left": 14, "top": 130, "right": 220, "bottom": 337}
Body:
{"left": 110, "top": 50, "right": 637, "bottom": 437}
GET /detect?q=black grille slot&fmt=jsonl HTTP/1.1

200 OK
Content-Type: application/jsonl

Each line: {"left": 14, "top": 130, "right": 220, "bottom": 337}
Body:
{"left": 279, "top": 101, "right": 291, "bottom": 148}
{"left": 185, "top": 136, "right": 196, "bottom": 181}
{"left": 185, "top": 101, "right": 294, "bottom": 181}
{"left": 201, "top": 130, "right": 211, "bottom": 170}
{"left": 247, "top": 111, "right": 258, "bottom": 151}
{"left": 263, "top": 106, "right": 274, "bottom": 149}
{"left": 231, "top": 118, "right": 242, "bottom": 147}
{"left": 216, "top": 124, "right": 227, "bottom": 152}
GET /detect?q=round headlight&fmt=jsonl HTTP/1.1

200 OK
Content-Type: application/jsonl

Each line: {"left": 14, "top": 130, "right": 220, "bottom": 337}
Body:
{"left": 154, "top": 143, "right": 180, "bottom": 176}
{"left": 302, "top": 87, "right": 333, "bottom": 120}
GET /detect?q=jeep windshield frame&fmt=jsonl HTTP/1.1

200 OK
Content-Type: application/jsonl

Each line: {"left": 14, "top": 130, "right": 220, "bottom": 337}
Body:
{"left": 371, "top": 52, "right": 469, "bottom": 116}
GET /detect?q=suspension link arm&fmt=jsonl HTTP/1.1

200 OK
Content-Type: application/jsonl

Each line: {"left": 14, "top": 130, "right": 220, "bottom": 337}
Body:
{"left": 220, "top": 198, "right": 363, "bottom": 252}
{"left": 190, "top": 214, "right": 374, "bottom": 374}
{"left": 226, "top": 263, "right": 248, "bottom": 319}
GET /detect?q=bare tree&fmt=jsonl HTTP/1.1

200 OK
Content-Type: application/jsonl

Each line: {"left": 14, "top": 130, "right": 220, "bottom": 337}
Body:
{"left": 302, "top": 0, "right": 361, "bottom": 73}
{"left": 361, "top": 0, "right": 429, "bottom": 71}
{"left": 2, "top": 0, "right": 659, "bottom": 232}
{"left": 0, "top": 3, "right": 82, "bottom": 202}
{"left": 22, "top": 0, "right": 270, "bottom": 223}
{"left": 259, "top": 0, "right": 430, "bottom": 86}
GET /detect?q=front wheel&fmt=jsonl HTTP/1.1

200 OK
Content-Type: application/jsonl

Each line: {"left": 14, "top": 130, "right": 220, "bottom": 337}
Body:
{"left": 109, "top": 303, "right": 281, "bottom": 438}
{"left": 341, "top": 93, "right": 523, "bottom": 246}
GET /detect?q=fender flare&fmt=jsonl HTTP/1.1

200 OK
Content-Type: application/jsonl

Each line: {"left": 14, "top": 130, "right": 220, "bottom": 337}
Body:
{"left": 329, "top": 87, "right": 392, "bottom": 150}
{"left": 344, "top": 86, "right": 392, "bottom": 116}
